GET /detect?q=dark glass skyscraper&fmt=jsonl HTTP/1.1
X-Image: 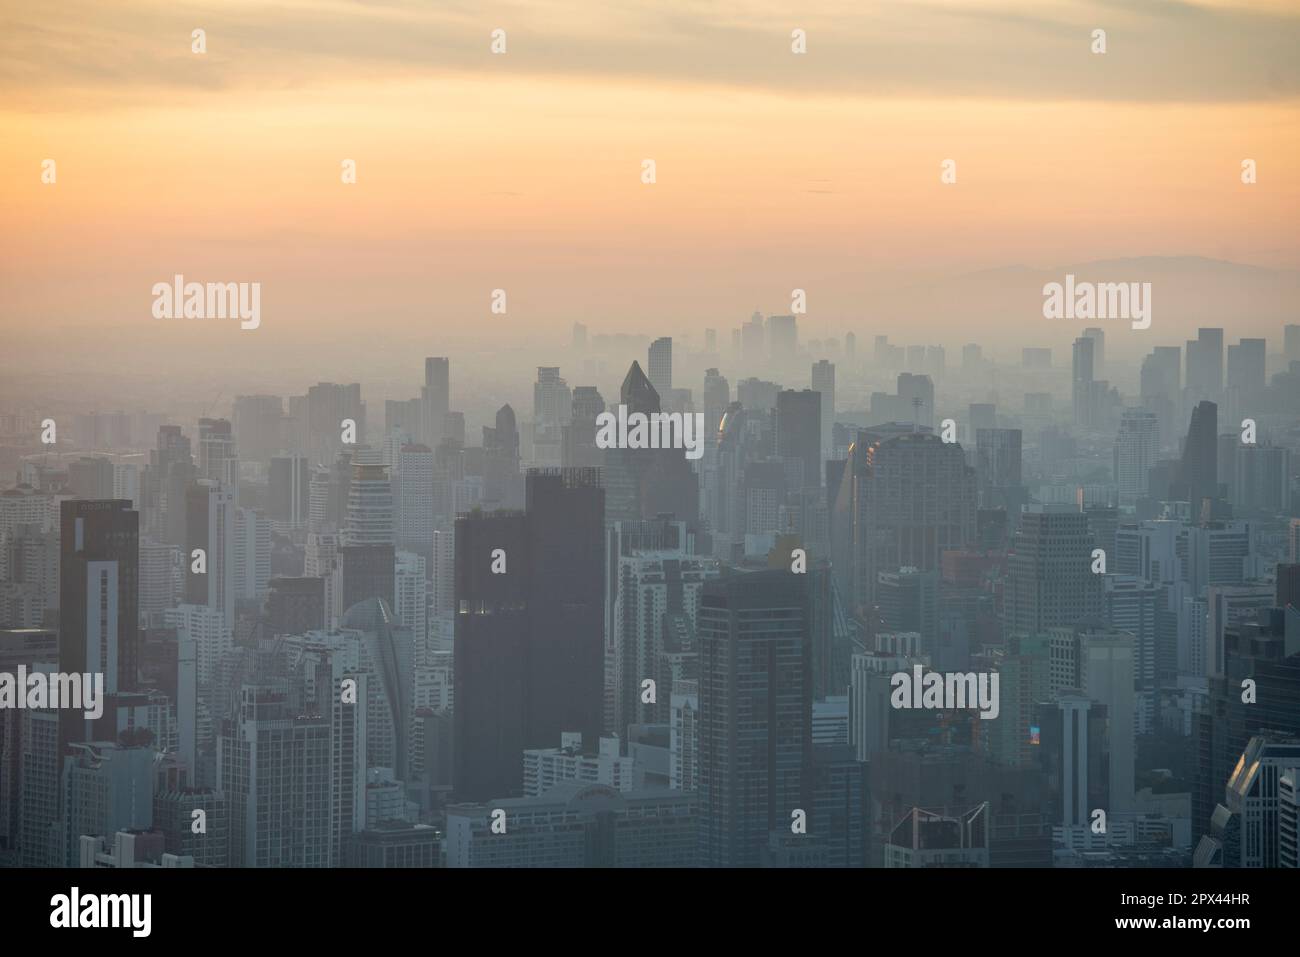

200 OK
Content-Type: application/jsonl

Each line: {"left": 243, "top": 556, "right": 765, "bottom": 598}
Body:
{"left": 698, "top": 569, "right": 812, "bottom": 867}
{"left": 58, "top": 499, "right": 139, "bottom": 745}
{"left": 453, "top": 468, "right": 605, "bottom": 802}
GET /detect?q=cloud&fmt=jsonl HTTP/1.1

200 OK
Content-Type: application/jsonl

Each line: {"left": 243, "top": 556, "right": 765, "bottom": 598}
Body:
{"left": 2, "top": 0, "right": 1298, "bottom": 111}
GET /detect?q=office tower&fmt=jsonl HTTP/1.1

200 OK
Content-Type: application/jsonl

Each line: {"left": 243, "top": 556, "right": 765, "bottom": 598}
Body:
{"left": 1079, "top": 629, "right": 1136, "bottom": 813}
{"left": 384, "top": 398, "right": 421, "bottom": 439}
{"left": 604, "top": 362, "right": 698, "bottom": 526}
{"left": 1226, "top": 337, "right": 1266, "bottom": 417}
{"left": 482, "top": 405, "right": 523, "bottom": 509}
{"left": 1186, "top": 327, "right": 1225, "bottom": 400}
{"left": 670, "top": 678, "right": 700, "bottom": 791}
{"left": 58, "top": 500, "right": 138, "bottom": 744}
{"left": 420, "top": 357, "right": 450, "bottom": 450}
{"left": 197, "top": 417, "right": 239, "bottom": 487}
{"left": 736, "top": 377, "right": 780, "bottom": 412}
{"left": 1279, "top": 564, "right": 1300, "bottom": 611}
{"left": 68, "top": 456, "right": 115, "bottom": 500}
{"left": 1072, "top": 336, "right": 1094, "bottom": 428}
{"left": 989, "top": 634, "right": 1051, "bottom": 769}
{"left": 1206, "top": 584, "right": 1275, "bottom": 679}
{"left": 453, "top": 469, "right": 605, "bottom": 801}
{"left": 232, "top": 394, "right": 284, "bottom": 466}
{"left": 698, "top": 569, "right": 811, "bottom": 868}
{"left": 876, "top": 567, "right": 937, "bottom": 650}
{"left": 648, "top": 336, "right": 673, "bottom": 396}
{"left": 393, "top": 443, "right": 434, "bottom": 559}
{"left": 1039, "top": 695, "right": 1110, "bottom": 830}
{"left": 742, "top": 312, "right": 766, "bottom": 363}
{"left": 563, "top": 388, "right": 605, "bottom": 469}
{"left": 776, "top": 389, "right": 821, "bottom": 490}
{"left": 844, "top": 332, "right": 856, "bottom": 359}
{"left": 1196, "top": 736, "right": 1300, "bottom": 868}
{"left": 1006, "top": 508, "right": 1100, "bottom": 636}
{"left": 856, "top": 432, "right": 976, "bottom": 610}
{"left": 265, "top": 576, "right": 326, "bottom": 635}
{"left": 1140, "top": 345, "right": 1181, "bottom": 452}
{"left": 608, "top": 520, "right": 718, "bottom": 735}
{"left": 185, "top": 480, "right": 236, "bottom": 627}
{"left": 233, "top": 506, "right": 271, "bottom": 606}
{"left": 1113, "top": 409, "right": 1160, "bottom": 506}
{"left": 219, "top": 685, "right": 332, "bottom": 867}
{"left": 896, "top": 372, "right": 934, "bottom": 429}
{"left": 307, "top": 381, "right": 364, "bottom": 466}
{"left": 768, "top": 314, "right": 798, "bottom": 357}
{"left": 153, "top": 787, "right": 229, "bottom": 866}
{"left": 162, "top": 608, "right": 230, "bottom": 702}
{"left": 141, "top": 425, "right": 192, "bottom": 538}
{"left": 572, "top": 322, "right": 587, "bottom": 350}
{"left": 1234, "top": 445, "right": 1290, "bottom": 514}
{"left": 975, "top": 427, "right": 1023, "bottom": 512}
{"left": 811, "top": 360, "right": 835, "bottom": 467}
{"left": 699, "top": 368, "right": 730, "bottom": 435}
{"left": 394, "top": 550, "right": 427, "bottom": 657}
{"left": 343, "top": 448, "right": 393, "bottom": 547}
{"left": 532, "top": 367, "right": 572, "bottom": 468}
{"left": 1172, "top": 400, "right": 1220, "bottom": 515}
{"left": 269, "top": 455, "right": 310, "bottom": 531}
{"left": 1192, "top": 606, "right": 1300, "bottom": 835}
{"left": 1082, "top": 326, "right": 1105, "bottom": 376}
{"left": 1286, "top": 324, "right": 1300, "bottom": 363}
{"left": 61, "top": 742, "right": 154, "bottom": 866}
{"left": 884, "top": 805, "right": 989, "bottom": 868}
{"left": 0, "top": 629, "right": 57, "bottom": 861}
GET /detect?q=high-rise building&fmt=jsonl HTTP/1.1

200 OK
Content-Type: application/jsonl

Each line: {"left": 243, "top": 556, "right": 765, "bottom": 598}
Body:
{"left": 421, "top": 358, "right": 450, "bottom": 450}
{"left": 453, "top": 469, "right": 605, "bottom": 802}
{"left": 1114, "top": 409, "right": 1160, "bottom": 506}
{"left": 648, "top": 337, "right": 673, "bottom": 397}
{"left": 59, "top": 500, "right": 139, "bottom": 745}
{"left": 1006, "top": 507, "right": 1100, "bottom": 637}
{"left": 768, "top": 314, "right": 798, "bottom": 357}
{"left": 698, "top": 569, "right": 811, "bottom": 868}
{"left": 1072, "top": 336, "right": 1094, "bottom": 428}
{"left": 219, "top": 685, "right": 332, "bottom": 867}
{"left": 811, "top": 360, "right": 835, "bottom": 471}
{"left": 562, "top": 388, "right": 605, "bottom": 470}
{"left": 1173, "top": 401, "right": 1221, "bottom": 516}
{"left": 232, "top": 394, "right": 284, "bottom": 466}
{"left": 394, "top": 444, "right": 435, "bottom": 559}
{"left": 1186, "top": 327, "right": 1225, "bottom": 401}
{"left": 185, "top": 480, "right": 236, "bottom": 628}
{"left": 776, "top": 390, "right": 821, "bottom": 490}
{"left": 344, "top": 449, "right": 394, "bottom": 547}
{"left": 269, "top": 455, "right": 310, "bottom": 531}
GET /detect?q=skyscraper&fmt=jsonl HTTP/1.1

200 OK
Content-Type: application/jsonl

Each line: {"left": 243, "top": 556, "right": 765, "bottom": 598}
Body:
{"left": 776, "top": 389, "right": 821, "bottom": 490}
{"left": 1113, "top": 408, "right": 1160, "bottom": 506}
{"left": 1173, "top": 400, "right": 1220, "bottom": 515}
{"left": 58, "top": 500, "right": 139, "bottom": 746}
{"left": 698, "top": 569, "right": 811, "bottom": 868}
{"left": 811, "top": 360, "right": 835, "bottom": 466}
{"left": 1006, "top": 507, "right": 1100, "bottom": 637}
{"left": 453, "top": 469, "right": 605, "bottom": 802}
{"left": 648, "top": 336, "right": 673, "bottom": 397}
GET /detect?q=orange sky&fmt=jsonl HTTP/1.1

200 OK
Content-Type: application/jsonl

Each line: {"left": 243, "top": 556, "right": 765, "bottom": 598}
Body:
{"left": 2, "top": 0, "right": 1299, "bottom": 351}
